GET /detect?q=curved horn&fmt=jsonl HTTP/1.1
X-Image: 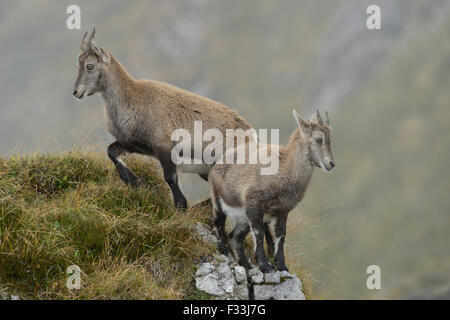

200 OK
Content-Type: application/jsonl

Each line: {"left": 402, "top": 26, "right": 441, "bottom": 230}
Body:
{"left": 80, "top": 31, "right": 88, "bottom": 50}
{"left": 88, "top": 27, "right": 96, "bottom": 46}
{"left": 311, "top": 110, "right": 323, "bottom": 125}
{"left": 325, "top": 111, "right": 330, "bottom": 125}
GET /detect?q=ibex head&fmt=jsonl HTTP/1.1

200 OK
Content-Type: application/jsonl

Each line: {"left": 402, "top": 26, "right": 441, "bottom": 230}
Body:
{"left": 73, "top": 28, "right": 110, "bottom": 100}
{"left": 292, "top": 110, "right": 335, "bottom": 172}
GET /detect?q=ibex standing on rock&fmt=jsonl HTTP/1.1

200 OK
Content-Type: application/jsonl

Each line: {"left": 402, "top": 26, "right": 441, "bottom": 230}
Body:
{"left": 73, "top": 29, "right": 250, "bottom": 209}
{"left": 209, "top": 110, "right": 335, "bottom": 272}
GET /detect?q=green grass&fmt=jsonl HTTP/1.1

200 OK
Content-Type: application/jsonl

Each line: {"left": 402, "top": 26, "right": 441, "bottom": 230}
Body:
{"left": 0, "top": 151, "right": 214, "bottom": 299}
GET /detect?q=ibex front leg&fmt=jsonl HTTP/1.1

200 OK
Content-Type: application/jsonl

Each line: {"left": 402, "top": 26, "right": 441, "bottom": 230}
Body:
{"left": 107, "top": 141, "right": 139, "bottom": 187}
{"left": 264, "top": 223, "right": 275, "bottom": 260}
{"left": 228, "top": 221, "right": 251, "bottom": 268}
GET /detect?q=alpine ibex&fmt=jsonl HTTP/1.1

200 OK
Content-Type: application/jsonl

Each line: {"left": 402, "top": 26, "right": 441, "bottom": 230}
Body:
{"left": 73, "top": 29, "right": 250, "bottom": 209}
{"left": 209, "top": 110, "right": 335, "bottom": 272}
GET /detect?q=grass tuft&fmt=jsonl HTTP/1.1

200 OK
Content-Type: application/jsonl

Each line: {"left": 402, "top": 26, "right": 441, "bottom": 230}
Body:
{"left": 0, "top": 151, "right": 213, "bottom": 299}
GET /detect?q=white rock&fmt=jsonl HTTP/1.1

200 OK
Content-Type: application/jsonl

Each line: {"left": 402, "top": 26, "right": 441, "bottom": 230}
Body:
{"left": 233, "top": 282, "right": 249, "bottom": 300}
{"left": 196, "top": 262, "right": 215, "bottom": 277}
{"left": 248, "top": 267, "right": 261, "bottom": 277}
{"left": 217, "top": 262, "right": 235, "bottom": 294}
{"left": 253, "top": 276, "right": 305, "bottom": 300}
{"left": 217, "top": 262, "right": 233, "bottom": 278}
{"left": 251, "top": 272, "right": 264, "bottom": 284}
{"left": 193, "top": 222, "right": 218, "bottom": 245}
{"left": 194, "top": 239, "right": 305, "bottom": 300}
{"left": 264, "top": 272, "right": 281, "bottom": 284}
{"left": 234, "top": 266, "right": 247, "bottom": 284}
{"left": 280, "top": 271, "right": 295, "bottom": 279}
{"left": 196, "top": 271, "right": 224, "bottom": 296}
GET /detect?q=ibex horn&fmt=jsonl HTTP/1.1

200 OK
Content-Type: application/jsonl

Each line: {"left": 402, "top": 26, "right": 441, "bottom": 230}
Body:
{"left": 315, "top": 110, "right": 324, "bottom": 125}
{"left": 80, "top": 31, "right": 88, "bottom": 50}
{"left": 88, "top": 27, "right": 96, "bottom": 46}
{"left": 325, "top": 111, "right": 330, "bottom": 125}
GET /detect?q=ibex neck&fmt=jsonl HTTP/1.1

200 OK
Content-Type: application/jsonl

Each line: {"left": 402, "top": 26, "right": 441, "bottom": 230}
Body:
{"left": 283, "top": 128, "right": 314, "bottom": 185}
{"left": 102, "top": 54, "right": 136, "bottom": 106}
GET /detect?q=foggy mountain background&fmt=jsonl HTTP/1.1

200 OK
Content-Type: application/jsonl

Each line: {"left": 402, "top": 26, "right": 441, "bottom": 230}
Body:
{"left": 0, "top": 0, "right": 449, "bottom": 299}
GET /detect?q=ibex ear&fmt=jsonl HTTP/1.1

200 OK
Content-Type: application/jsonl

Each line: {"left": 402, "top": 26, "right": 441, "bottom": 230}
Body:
{"left": 311, "top": 110, "right": 324, "bottom": 125}
{"left": 292, "top": 110, "right": 310, "bottom": 135}
{"left": 91, "top": 41, "right": 110, "bottom": 63}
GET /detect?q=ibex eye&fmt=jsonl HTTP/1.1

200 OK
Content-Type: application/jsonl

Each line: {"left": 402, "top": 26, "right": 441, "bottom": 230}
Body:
{"left": 315, "top": 137, "right": 323, "bottom": 144}
{"left": 86, "top": 64, "right": 94, "bottom": 71}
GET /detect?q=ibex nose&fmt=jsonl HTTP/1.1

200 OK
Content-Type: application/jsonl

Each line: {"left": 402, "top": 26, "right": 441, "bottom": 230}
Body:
{"left": 73, "top": 90, "right": 78, "bottom": 96}
{"left": 329, "top": 161, "right": 335, "bottom": 168}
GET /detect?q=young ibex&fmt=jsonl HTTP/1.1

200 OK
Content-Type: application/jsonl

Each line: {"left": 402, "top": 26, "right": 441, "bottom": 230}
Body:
{"left": 73, "top": 29, "right": 251, "bottom": 209}
{"left": 209, "top": 110, "right": 335, "bottom": 272}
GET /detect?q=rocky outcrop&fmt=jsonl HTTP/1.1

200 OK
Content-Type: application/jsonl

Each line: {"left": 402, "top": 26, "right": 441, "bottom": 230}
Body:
{"left": 193, "top": 222, "right": 306, "bottom": 300}
{"left": 195, "top": 254, "right": 249, "bottom": 300}
{"left": 251, "top": 269, "right": 305, "bottom": 300}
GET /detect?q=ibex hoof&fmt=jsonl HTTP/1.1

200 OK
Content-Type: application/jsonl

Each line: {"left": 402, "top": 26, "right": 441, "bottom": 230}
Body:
{"left": 259, "top": 264, "right": 275, "bottom": 273}
{"left": 174, "top": 200, "right": 188, "bottom": 211}
{"left": 277, "top": 265, "right": 289, "bottom": 272}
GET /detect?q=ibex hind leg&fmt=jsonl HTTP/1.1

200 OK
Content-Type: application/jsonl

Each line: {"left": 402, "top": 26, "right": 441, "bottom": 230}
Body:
{"left": 212, "top": 204, "right": 228, "bottom": 255}
{"left": 228, "top": 221, "right": 251, "bottom": 269}
{"left": 160, "top": 156, "right": 188, "bottom": 210}
{"left": 107, "top": 141, "right": 140, "bottom": 187}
